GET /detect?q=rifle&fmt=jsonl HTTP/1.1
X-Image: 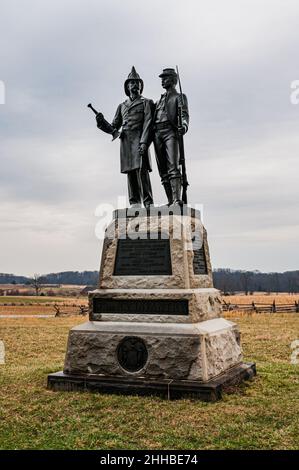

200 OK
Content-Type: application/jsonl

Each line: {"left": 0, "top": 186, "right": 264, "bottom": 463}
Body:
{"left": 87, "top": 103, "right": 120, "bottom": 141}
{"left": 176, "top": 66, "right": 189, "bottom": 205}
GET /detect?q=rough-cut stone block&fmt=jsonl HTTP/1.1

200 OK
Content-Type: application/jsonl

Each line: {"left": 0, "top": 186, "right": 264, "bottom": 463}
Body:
{"left": 63, "top": 318, "right": 241, "bottom": 382}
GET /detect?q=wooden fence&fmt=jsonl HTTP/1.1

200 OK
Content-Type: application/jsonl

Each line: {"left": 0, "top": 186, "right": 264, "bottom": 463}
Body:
{"left": 222, "top": 299, "right": 299, "bottom": 313}
{"left": 0, "top": 302, "right": 88, "bottom": 317}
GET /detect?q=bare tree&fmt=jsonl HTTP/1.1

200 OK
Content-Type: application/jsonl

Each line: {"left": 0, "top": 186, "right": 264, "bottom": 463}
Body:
{"left": 30, "top": 273, "right": 43, "bottom": 296}
{"left": 240, "top": 271, "right": 252, "bottom": 296}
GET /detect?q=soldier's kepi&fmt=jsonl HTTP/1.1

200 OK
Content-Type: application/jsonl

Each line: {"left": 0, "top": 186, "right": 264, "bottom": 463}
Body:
{"left": 153, "top": 67, "right": 189, "bottom": 206}
{"left": 89, "top": 67, "right": 154, "bottom": 209}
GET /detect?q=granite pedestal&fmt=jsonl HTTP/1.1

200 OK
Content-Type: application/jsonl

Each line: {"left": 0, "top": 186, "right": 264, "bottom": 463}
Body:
{"left": 48, "top": 206, "right": 256, "bottom": 401}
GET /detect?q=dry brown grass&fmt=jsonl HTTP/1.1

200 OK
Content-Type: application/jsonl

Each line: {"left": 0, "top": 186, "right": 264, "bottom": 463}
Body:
{"left": 0, "top": 296, "right": 88, "bottom": 316}
{"left": 0, "top": 295, "right": 88, "bottom": 305}
{"left": 224, "top": 293, "right": 298, "bottom": 305}
{"left": 0, "top": 305, "right": 55, "bottom": 315}
{"left": 0, "top": 313, "right": 298, "bottom": 449}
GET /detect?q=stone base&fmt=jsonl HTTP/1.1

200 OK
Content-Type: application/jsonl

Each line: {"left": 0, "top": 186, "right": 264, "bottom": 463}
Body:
{"left": 48, "top": 363, "right": 256, "bottom": 402}
{"left": 62, "top": 318, "right": 243, "bottom": 382}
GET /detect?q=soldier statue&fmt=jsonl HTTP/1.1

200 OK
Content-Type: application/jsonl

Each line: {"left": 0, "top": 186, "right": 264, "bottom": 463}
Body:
{"left": 153, "top": 68, "right": 189, "bottom": 206}
{"left": 94, "top": 67, "right": 154, "bottom": 209}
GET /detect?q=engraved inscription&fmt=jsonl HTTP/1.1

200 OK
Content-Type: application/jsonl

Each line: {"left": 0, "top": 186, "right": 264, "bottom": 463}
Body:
{"left": 92, "top": 298, "right": 189, "bottom": 316}
{"left": 114, "top": 238, "right": 172, "bottom": 276}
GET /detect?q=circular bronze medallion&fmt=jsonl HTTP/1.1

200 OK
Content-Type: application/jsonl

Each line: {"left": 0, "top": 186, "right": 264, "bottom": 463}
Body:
{"left": 117, "top": 336, "right": 148, "bottom": 372}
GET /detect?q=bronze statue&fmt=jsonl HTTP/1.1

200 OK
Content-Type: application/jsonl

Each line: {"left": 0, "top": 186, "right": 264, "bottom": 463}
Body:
{"left": 89, "top": 67, "right": 154, "bottom": 209}
{"left": 153, "top": 68, "right": 189, "bottom": 206}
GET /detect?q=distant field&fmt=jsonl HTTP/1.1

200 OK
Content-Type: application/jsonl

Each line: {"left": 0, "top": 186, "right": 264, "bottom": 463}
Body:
{"left": 0, "top": 296, "right": 67, "bottom": 304}
{"left": 0, "top": 313, "right": 298, "bottom": 449}
{"left": 0, "top": 283, "right": 88, "bottom": 299}
{"left": 0, "top": 296, "right": 87, "bottom": 305}
{"left": 225, "top": 294, "right": 299, "bottom": 305}
{"left": 0, "top": 296, "right": 88, "bottom": 316}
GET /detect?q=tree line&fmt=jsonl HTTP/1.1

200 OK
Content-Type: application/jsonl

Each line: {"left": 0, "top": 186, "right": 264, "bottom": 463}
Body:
{"left": 1, "top": 269, "right": 299, "bottom": 293}
{"left": 213, "top": 269, "right": 299, "bottom": 294}
{"left": 0, "top": 271, "right": 98, "bottom": 287}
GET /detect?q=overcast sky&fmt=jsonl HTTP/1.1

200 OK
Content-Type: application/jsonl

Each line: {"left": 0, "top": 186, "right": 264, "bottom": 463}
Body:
{"left": 0, "top": 0, "right": 299, "bottom": 276}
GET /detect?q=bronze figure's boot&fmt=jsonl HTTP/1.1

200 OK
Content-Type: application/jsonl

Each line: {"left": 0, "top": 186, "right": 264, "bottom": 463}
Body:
{"left": 170, "top": 177, "right": 183, "bottom": 206}
{"left": 163, "top": 182, "right": 173, "bottom": 206}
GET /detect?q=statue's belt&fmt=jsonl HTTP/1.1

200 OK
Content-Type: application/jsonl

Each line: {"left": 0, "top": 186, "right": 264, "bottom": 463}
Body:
{"left": 153, "top": 121, "right": 172, "bottom": 130}
{"left": 121, "top": 124, "right": 143, "bottom": 132}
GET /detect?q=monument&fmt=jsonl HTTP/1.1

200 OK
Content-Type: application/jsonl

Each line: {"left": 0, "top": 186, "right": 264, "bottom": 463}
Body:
{"left": 48, "top": 67, "right": 256, "bottom": 401}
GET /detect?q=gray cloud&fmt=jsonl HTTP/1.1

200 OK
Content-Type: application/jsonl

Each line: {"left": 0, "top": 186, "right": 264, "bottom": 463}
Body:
{"left": 1, "top": 0, "right": 299, "bottom": 274}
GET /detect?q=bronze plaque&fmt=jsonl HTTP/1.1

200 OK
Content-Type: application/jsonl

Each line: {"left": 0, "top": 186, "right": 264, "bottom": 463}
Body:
{"left": 114, "top": 238, "right": 172, "bottom": 276}
{"left": 117, "top": 337, "right": 148, "bottom": 372}
{"left": 92, "top": 298, "right": 189, "bottom": 316}
{"left": 192, "top": 232, "right": 208, "bottom": 275}
{"left": 193, "top": 246, "right": 208, "bottom": 275}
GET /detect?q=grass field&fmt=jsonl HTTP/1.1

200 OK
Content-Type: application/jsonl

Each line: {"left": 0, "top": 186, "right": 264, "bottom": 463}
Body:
{"left": 0, "top": 296, "right": 88, "bottom": 317}
{"left": 0, "top": 312, "right": 298, "bottom": 450}
{"left": 225, "top": 293, "right": 299, "bottom": 305}
{"left": 0, "top": 296, "right": 87, "bottom": 305}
